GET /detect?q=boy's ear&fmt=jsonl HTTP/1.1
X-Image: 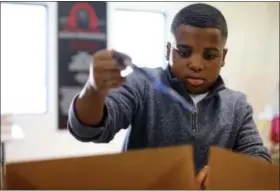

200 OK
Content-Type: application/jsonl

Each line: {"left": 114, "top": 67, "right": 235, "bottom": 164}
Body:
{"left": 166, "top": 42, "right": 171, "bottom": 61}
{"left": 222, "top": 48, "right": 228, "bottom": 67}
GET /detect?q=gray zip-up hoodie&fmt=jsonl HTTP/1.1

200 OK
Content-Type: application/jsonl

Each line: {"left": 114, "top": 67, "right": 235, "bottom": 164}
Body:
{"left": 68, "top": 66, "right": 271, "bottom": 173}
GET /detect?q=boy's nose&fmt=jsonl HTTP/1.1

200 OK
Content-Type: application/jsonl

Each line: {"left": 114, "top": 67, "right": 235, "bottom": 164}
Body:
{"left": 187, "top": 54, "right": 204, "bottom": 72}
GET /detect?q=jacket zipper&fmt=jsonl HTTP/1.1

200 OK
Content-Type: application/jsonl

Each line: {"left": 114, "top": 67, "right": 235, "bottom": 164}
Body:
{"left": 192, "top": 111, "right": 198, "bottom": 132}
{"left": 192, "top": 102, "right": 200, "bottom": 133}
{"left": 185, "top": 96, "right": 198, "bottom": 133}
{"left": 190, "top": 93, "right": 218, "bottom": 133}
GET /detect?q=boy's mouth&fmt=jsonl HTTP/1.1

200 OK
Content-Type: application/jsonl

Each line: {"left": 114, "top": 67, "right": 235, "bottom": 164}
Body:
{"left": 185, "top": 77, "right": 205, "bottom": 86}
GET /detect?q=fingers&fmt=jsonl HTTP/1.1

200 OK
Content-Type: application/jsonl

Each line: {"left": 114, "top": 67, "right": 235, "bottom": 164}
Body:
{"left": 94, "top": 60, "right": 121, "bottom": 70}
{"left": 94, "top": 69, "right": 122, "bottom": 81}
{"left": 196, "top": 166, "right": 209, "bottom": 190}
{"left": 94, "top": 49, "right": 114, "bottom": 60}
{"left": 204, "top": 167, "right": 209, "bottom": 189}
{"left": 196, "top": 166, "right": 208, "bottom": 183}
{"left": 94, "top": 49, "right": 131, "bottom": 62}
{"left": 89, "top": 49, "right": 130, "bottom": 94}
{"left": 94, "top": 68, "right": 125, "bottom": 90}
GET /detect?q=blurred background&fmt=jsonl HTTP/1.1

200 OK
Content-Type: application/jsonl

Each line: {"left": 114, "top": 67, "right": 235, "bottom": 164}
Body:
{"left": 1, "top": 2, "right": 279, "bottom": 165}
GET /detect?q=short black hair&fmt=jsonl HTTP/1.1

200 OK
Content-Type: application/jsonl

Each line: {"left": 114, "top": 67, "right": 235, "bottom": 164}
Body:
{"left": 171, "top": 3, "right": 228, "bottom": 40}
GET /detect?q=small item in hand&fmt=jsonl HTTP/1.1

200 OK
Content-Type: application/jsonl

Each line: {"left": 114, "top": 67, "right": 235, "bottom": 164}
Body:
{"left": 112, "top": 50, "right": 131, "bottom": 70}
{"left": 112, "top": 50, "right": 133, "bottom": 77}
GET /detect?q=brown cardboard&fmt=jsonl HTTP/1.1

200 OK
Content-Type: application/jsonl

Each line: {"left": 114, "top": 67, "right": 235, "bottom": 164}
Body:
{"left": 5, "top": 145, "right": 279, "bottom": 190}
{"left": 5, "top": 146, "right": 199, "bottom": 190}
{"left": 207, "top": 146, "right": 280, "bottom": 190}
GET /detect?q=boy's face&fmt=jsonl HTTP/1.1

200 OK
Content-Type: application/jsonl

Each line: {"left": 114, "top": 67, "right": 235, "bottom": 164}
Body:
{"left": 167, "top": 25, "right": 227, "bottom": 94}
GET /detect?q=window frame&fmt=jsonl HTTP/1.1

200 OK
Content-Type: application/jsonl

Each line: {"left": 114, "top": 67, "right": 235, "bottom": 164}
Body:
{"left": 1, "top": 2, "right": 50, "bottom": 116}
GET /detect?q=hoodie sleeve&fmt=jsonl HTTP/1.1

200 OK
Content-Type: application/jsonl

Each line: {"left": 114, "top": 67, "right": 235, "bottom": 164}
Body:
{"left": 68, "top": 72, "right": 147, "bottom": 143}
{"left": 233, "top": 94, "right": 272, "bottom": 162}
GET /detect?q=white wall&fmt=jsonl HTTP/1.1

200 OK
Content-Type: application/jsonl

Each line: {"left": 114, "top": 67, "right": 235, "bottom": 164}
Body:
{"left": 6, "top": 2, "right": 279, "bottom": 162}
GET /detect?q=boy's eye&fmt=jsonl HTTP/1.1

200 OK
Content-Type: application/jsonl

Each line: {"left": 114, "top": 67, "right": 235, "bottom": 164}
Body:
{"left": 203, "top": 48, "right": 219, "bottom": 61}
{"left": 176, "top": 45, "right": 193, "bottom": 58}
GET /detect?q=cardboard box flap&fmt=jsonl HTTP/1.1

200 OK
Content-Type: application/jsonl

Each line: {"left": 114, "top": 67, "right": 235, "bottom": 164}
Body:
{"left": 207, "top": 146, "right": 280, "bottom": 190}
{"left": 6, "top": 145, "right": 199, "bottom": 190}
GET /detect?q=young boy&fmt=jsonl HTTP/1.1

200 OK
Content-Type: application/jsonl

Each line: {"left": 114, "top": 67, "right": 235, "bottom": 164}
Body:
{"left": 68, "top": 3, "right": 271, "bottom": 186}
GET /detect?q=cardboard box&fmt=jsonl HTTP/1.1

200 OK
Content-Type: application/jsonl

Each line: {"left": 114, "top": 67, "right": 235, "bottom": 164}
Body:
{"left": 4, "top": 146, "right": 199, "bottom": 190}
{"left": 4, "top": 146, "right": 279, "bottom": 190}
{"left": 207, "top": 147, "right": 280, "bottom": 190}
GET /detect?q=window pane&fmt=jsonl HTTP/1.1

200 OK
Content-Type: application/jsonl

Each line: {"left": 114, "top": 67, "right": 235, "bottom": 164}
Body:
{"left": 1, "top": 3, "right": 48, "bottom": 114}
{"left": 112, "top": 10, "right": 166, "bottom": 68}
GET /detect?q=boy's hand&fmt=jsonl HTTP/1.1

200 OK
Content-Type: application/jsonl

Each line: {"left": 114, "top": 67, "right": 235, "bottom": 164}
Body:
{"left": 196, "top": 166, "right": 209, "bottom": 190}
{"left": 89, "top": 50, "right": 129, "bottom": 95}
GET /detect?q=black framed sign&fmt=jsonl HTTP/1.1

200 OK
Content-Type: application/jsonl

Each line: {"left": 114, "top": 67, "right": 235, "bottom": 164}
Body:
{"left": 57, "top": 2, "right": 107, "bottom": 129}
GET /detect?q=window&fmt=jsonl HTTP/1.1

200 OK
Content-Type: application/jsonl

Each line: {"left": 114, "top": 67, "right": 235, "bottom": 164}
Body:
{"left": 1, "top": 3, "right": 48, "bottom": 115}
{"left": 111, "top": 10, "right": 166, "bottom": 68}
